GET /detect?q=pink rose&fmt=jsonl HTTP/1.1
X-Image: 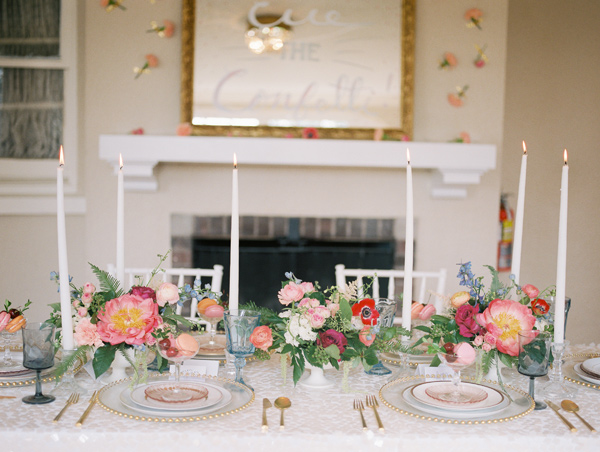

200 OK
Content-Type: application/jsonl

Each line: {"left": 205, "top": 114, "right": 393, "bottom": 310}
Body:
{"left": 359, "top": 326, "right": 375, "bottom": 346}
{"left": 299, "top": 282, "right": 315, "bottom": 294}
{"left": 318, "top": 329, "right": 347, "bottom": 354}
{"left": 278, "top": 282, "right": 305, "bottom": 306}
{"left": 130, "top": 286, "right": 156, "bottom": 301}
{"left": 156, "top": 282, "right": 180, "bottom": 307}
{"left": 249, "top": 325, "right": 273, "bottom": 352}
{"left": 309, "top": 313, "right": 326, "bottom": 329}
{"left": 72, "top": 299, "right": 80, "bottom": 309}
{"left": 455, "top": 304, "right": 482, "bottom": 337}
{"left": 484, "top": 332, "right": 497, "bottom": 346}
{"left": 482, "top": 343, "right": 492, "bottom": 352}
{"left": 473, "top": 335, "right": 484, "bottom": 346}
{"left": 83, "top": 283, "right": 96, "bottom": 294}
{"left": 327, "top": 302, "right": 340, "bottom": 317}
{"left": 74, "top": 318, "right": 104, "bottom": 347}
{"left": 81, "top": 292, "right": 93, "bottom": 306}
{"left": 521, "top": 284, "right": 539, "bottom": 299}
{"left": 298, "top": 298, "right": 320, "bottom": 309}
{"left": 77, "top": 307, "right": 88, "bottom": 317}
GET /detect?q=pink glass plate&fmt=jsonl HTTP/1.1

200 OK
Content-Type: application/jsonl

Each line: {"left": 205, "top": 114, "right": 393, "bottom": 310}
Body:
{"left": 424, "top": 383, "right": 489, "bottom": 405}
{"left": 145, "top": 383, "right": 209, "bottom": 404}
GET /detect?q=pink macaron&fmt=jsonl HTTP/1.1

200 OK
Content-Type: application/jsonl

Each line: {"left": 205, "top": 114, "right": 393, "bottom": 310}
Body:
{"left": 0, "top": 311, "right": 10, "bottom": 332}
{"left": 175, "top": 333, "right": 199, "bottom": 357}
{"left": 410, "top": 302, "right": 424, "bottom": 320}
{"left": 204, "top": 304, "right": 224, "bottom": 319}
{"left": 418, "top": 304, "right": 436, "bottom": 321}
{"left": 454, "top": 342, "right": 476, "bottom": 366}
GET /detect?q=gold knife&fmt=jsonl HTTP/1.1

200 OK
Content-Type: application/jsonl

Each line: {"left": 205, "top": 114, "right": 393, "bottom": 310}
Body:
{"left": 262, "top": 398, "right": 272, "bottom": 431}
{"left": 0, "top": 396, "right": 16, "bottom": 399}
{"left": 76, "top": 391, "right": 98, "bottom": 427}
{"left": 546, "top": 400, "right": 577, "bottom": 432}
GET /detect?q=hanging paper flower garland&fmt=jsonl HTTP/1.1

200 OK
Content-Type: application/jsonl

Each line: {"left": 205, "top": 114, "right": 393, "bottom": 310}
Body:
{"left": 465, "top": 8, "right": 483, "bottom": 30}
{"left": 439, "top": 52, "right": 458, "bottom": 70}
{"left": 134, "top": 54, "right": 159, "bottom": 79}
{"left": 147, "top": 20, "right": 175, "bottom": 38}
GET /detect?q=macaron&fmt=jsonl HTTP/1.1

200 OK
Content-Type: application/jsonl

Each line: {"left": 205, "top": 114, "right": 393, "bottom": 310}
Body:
{"left": 5, "top": 315, "right": 26, "bottom": 333}
{"left": 0, "top": 312, "right": 10, "bottom": 332}
{"left": 203, "top": 304, "right": 224, "bottom": 319}
{"left": 454, "top": 342, "right": 476, "bottom": 366}
{"left": 410, "top": 302, "right": 424, "bottom": 320}
{"left": 175, "top": 333, "right": 199, "bottom": 357}
{"left": 418, "top": 304, "right": 436, "bottom": 321}
{"left": 197, "top": 298, "right": 218, "bottom": 315}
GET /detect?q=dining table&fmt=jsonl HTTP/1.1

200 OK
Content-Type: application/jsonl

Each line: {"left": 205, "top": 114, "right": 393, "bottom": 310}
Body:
{"left": 1, "top": 342, "right": 599, "bottom": 452}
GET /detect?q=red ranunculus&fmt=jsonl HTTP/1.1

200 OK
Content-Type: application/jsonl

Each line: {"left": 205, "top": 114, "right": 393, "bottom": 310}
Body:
{"left": 531, "top": 298, "right": 550, "bottom": 315}
{"left": 318, "top": 329, "right": 347, "bottom": 354}
{"left": 455, "top": 304, "right": 482, "bottom": 337}
{"left": 351, "top": 298, "right": 380, "bottom": 325}
{"left": 130, "top": 286, "right": 156, "bottom": 301}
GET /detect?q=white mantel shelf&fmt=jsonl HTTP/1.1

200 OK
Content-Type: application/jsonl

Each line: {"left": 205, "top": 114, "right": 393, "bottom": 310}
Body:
{"left": 99, "top": 135, "right": 496, "bottom": 198}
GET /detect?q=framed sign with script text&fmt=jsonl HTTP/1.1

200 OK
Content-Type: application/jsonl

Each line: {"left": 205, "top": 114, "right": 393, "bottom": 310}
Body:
{"left": 181, "top": 0, "right": 415, "bottom": 139}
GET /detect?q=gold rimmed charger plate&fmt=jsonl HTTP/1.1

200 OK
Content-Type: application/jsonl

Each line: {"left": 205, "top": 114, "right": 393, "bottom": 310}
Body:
{"left": 0, "top": 351, "right": 82, "bottom": 387}
{"left": 380, "top": 352, "right": 433, "bottom": 368}
{"left": 563, "top": 352, "right": 600, "bottom": 390}
{"left": 380, "top": 374, "right": 534, "bottom": 425}
{"left": 96, "top": 372, "right": 254, "bottom": 422}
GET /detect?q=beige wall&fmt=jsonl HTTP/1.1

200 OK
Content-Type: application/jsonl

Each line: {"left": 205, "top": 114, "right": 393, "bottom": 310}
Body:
{"left": 501, "top": 0, "right": 600, "bottom": 344}
{"left": 3, "top": 1, "right": 540, "bottom": 338}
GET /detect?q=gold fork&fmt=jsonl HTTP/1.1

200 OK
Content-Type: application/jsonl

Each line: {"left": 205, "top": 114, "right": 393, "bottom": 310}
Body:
{"left": 76, "top": 391, "right": 98, "bottom": 427}
{"left": 365, "top": 395, "right": 384, "bottom": 432}
{"left": 53, "top": 392, "right": 80, "bottom": 423}
{"left": 353, "top": 399, "right": 368, "bottom": 430}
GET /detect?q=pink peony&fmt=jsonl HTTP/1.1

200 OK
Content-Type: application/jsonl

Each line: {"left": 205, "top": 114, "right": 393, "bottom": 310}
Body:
{"left": 299, "top": 282, "right": 315, "bottom": 294}
{"left": 521, "top": 284, "right": 539, "bottom": 299}
{"left": 156, "top": 282, "right": 179, "bottom": 307}
{"left": 96, "top": 293, "right": 162, "bottom": 346}
{"left": 278, "top": 282, "right": 305, "bottom": 306}
{"left": 476, "top": 299, "right": 536, "bottom": 356}
{"left": 83, "top": 283, "right": 96, "bottom": 294}
{"left": 250, "top": 325, "right": 273, "bottom": 351}
{"left": 74, "top": 318, "right": 104, "bottom": 347}
{"left": 318, "top": 329, "right": 347, "bottom": 354}
{"left": 455, "top": 304, "right": 482, "bottom": 337}
{"left": 358, "top": 326, "right": 375, "bottom": 346}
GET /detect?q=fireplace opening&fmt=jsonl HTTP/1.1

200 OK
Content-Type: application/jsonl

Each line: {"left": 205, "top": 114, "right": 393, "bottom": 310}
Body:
{"left": 193, "top": 237, "right": 395, "bottom": 312}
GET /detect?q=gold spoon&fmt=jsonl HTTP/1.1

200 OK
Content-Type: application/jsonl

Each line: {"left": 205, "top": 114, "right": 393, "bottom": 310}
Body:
{"left": 274, "top": 396, "right": 291, "bottom": 430}
{"left": 561, "top": 400, "right": 597, "bottom": 433}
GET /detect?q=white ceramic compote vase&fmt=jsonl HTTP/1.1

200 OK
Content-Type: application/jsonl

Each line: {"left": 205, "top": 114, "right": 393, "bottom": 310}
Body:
{"left": 155, "top": 331, "right": 201, "bottom": 403}
{"left": 431, "top": 342, "right": 484, "bottom": 404}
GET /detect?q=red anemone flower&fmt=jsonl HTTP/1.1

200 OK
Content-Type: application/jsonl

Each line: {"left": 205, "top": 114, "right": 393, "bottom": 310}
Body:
{"left": 352, "top": 298, "right": 380, "bottom": 325}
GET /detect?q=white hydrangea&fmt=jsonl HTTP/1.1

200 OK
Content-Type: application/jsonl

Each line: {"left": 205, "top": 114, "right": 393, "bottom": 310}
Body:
{"left": 284, "top": 331, "right": 299, "bottom": 347}
{"left": 279, "top": 310, "right": 291, "bottom": 319}
{"left": 351, "top": 316, "right": 364, "bottom": 330}
{"left": 287, "top": 313, "right": 317, "bottom": 343}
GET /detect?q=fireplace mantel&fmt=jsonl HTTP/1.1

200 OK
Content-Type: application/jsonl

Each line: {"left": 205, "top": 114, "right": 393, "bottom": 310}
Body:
{"left": 99, "top": 135, "right": 496, "bottom": 198}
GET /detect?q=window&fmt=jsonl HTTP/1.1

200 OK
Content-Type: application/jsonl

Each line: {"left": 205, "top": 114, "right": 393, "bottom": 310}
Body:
{"left": 0, "top": 0, "right": 80, "bottom": 211}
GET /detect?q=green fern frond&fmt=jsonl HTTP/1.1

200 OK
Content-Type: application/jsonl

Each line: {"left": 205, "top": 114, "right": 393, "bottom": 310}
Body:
{"left": 90, "top": 263, "right": 123, "bottom": 296}
{"left": 53, "top": 346, "right": 91, "bottom": 380}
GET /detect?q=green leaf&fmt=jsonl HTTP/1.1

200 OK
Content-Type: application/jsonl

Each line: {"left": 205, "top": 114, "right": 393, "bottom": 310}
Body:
{"left": 413, "top": 325, "right": 432, "bottom": 334}
{"left": 339, "top": 298, "right": 353, "bottom": 321}
{"left": 324, "top": 344, "right": 340, "bottom": 360}
{"left": 92, "top": 345, "right": 117, "bottom": 378}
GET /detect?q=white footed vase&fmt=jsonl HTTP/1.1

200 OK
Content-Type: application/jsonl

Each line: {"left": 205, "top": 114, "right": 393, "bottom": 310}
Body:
{"left": 102, "top": 349, "right": 135, "bottom": 384}
{"left": 300, "top": 362, "right": 335, "bottom": 389}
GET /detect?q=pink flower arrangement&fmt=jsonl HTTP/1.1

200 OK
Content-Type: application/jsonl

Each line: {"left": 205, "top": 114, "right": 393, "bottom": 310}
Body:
{"left": 278, "top": 281, "right": 306, "bottom": 306}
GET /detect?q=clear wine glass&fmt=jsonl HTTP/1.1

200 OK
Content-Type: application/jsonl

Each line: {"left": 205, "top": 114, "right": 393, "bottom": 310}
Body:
{"left": 157, "top": 330, "right": 200, "bottom": 384}
{"left": 365, "top": 298, "right": 396, "bottom": 375}
{"left": 223, "top": 310, "right": 261, "bottom": 390}
{"left": 22, "top": 322, "right": 56, "bottom": 405}
{"left": 518, "top": 330, "right": 551, "bottom": 410}
{"left": 197, "top": 301, "right": 225, "bottom": 352}
{"left": 435, "top": 349, "right": 478, "bottom": 403}
{"left": 1, "top": 330, "right": 17, "bottom": 368}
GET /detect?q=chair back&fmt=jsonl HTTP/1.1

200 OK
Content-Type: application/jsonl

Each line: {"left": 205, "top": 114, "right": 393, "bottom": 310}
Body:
{"left": 334, "top": 264, "right": 447, "bottom": 313}
{"left": 107, "top": 264, "right": 224, "bottom": 325}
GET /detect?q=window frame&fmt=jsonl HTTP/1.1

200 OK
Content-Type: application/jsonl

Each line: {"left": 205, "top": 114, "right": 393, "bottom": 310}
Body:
{"left": 0, "top": 0, "right": 81, "bottom": 212}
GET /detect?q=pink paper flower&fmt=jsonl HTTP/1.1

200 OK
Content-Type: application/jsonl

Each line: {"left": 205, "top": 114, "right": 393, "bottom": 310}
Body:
{"left": 96, "top": 293, "right": 162, "bottom": 346}
{"left": 439, "top": 52, "right": 457, "bottom": 70}
{"left": 74, "top": 318, "right": 104, "bottom": 347}
{"left": 100, "top": 0, "right": 126, "bottom": 12}
{"left": 130, "top": 128, "right": 145, "bottom": 135}
{"left": 476, "top": 299, "right": 536, "bottom": 356}
{"left": 250, "top": 325, "right": 273, "bottom": 351}
{"left": 176, "top": 122, "right": 192, "bottom": 136}
{"left": 134, "top": 54, "right": 159, "bottom": 79}
{"left": 448, "top": 85, "right": 469, "bottom": 107}
{"left": 465, "top": 8, "right": 483, "bottom": 30}
{"left": 278, "top": 282, "right": 305, "bottom": 306}
{"left": 148, "top": 20, "right": 175, "bottom": 38}
{"left": 156, "top": 282, "right": 180, "bottom": 307}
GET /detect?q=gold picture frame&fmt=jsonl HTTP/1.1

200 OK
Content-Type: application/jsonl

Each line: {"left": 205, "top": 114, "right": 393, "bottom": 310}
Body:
{"left": 180, "top": 0, "right": 415, "bottom": 140}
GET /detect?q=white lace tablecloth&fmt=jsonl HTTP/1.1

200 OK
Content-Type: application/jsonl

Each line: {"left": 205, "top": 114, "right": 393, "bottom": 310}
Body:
{"left": 1, "top": 344, "right": 599, "bottom": 452}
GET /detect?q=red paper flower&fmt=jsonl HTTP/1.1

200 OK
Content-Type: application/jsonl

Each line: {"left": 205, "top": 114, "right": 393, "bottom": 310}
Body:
{"left": 351, "top": 298, "right": 380, "bottom": 326}
{"left": 302, "top": 127, "right": 319, "bottom": 139}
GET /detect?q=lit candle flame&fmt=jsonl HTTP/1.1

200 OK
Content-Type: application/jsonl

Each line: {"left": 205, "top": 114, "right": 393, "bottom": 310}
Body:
{"left": 406, "top": 148, "right": 411, "bottom": 165}
{"left": 59, "top": 145, "right": 64, "bottom": 167}
{"left": 233, "top": 153, "right": 238, "bottom": 169}
{"left": 119, "top": 153, "right": 124, "bottom": 170}
{"left": 563, "top": 149, "right": 568, "bottom": 165}
{"left": 522, "top": 141, "right": 527, "bottom": 155}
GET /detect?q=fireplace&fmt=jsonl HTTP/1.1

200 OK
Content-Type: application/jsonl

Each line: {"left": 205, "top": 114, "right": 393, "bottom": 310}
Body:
{"left": 172, "top": 215, "right": 407, "bottom": 312}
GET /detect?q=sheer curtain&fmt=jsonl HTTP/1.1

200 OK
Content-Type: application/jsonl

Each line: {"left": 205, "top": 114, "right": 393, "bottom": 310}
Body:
{"left": 0, "top": 0, "right": 63, "bottom": 159}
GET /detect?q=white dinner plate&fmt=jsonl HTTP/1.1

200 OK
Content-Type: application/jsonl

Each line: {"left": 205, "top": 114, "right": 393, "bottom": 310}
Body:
{"left": 580, "top": 358, "right": 600, "bottom": 379}
{"left": 410, "top": 381, "right": 507, "bottom": 411}
{"left": 120, "top": 380, "right": 231, "bottom": 415}
{"left": 574, "top": 363, "right": 600, "bottom": 385}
